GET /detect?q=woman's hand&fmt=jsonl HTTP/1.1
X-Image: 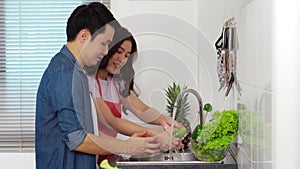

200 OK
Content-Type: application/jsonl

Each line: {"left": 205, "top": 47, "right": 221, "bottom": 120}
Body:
{"left": 161, "top": 116, "right": 182, "bottom": 132}
{"left": 161, "top": 118, "right": 187, "bottom": 150}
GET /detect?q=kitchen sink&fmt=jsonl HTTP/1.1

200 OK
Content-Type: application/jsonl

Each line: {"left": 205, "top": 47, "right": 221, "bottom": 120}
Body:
{"left": 115, "top": 151, "right": 237, "bottom": 169}
{"left": 128, "top": 152, "right": 199, "bottom": 161}
{"left": 116, "top": 152, "right": 222, "bottom": 165}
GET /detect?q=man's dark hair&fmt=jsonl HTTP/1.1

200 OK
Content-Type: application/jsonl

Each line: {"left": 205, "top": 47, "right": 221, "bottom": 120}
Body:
{"left": 66, "top": 2, "right": 120, "bottom": 42}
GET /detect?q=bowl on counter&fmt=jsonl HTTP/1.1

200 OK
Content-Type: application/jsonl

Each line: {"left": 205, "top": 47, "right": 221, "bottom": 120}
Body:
{"left": 192, "top": 142, "right": 228, "bottom": 162}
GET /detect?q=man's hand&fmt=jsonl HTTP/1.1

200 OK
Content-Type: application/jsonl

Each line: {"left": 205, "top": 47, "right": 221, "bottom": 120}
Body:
{"left": 156, "top": 131, "right": 181, "bottom": 151}
{"left": 125, "top": 131, "right": 160, "bottom": 155}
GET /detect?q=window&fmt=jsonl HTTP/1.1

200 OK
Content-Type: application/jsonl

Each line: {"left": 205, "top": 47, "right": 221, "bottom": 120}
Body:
{"left": 0, "top": 0, "right": 110, "bottom": 152}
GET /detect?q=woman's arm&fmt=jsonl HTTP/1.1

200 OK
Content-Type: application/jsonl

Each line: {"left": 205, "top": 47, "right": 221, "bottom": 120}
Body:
{"left": 123, "top": 91, "right": 181, "bottom": 128}
{"left": 94, "top": 97, "right": 162, "bottom": 136}
{"left": 94, "top": 97, "right": 181, "bottom": 150}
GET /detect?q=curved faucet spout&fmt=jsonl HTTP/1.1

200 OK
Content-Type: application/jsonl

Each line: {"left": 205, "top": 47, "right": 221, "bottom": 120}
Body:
{"left": 174, "top": 88, "right": 204, "bottom": 125}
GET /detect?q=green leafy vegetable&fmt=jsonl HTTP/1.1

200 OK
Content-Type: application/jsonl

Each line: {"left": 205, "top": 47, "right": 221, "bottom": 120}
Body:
{"left": 173, "top": 127, "right": 187, "bottom": 138}
{"left": 192, "top": 124, "right": 202, "bottom": 141}
{"left": 203, "top": 103, "right": 213, "bottom": 112}
{"left": 192, "top": 109, "right": 238, "bottom": 162}
{"left": 238, "top": 109, "right": 271, "bottom": 149}
{"left": 100, "top": 159, "right": 119, "bottom": 169}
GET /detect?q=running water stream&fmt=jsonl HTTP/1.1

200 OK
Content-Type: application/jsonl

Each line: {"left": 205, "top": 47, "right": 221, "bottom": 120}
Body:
{"left": 167, "top": 88, "right": 204, "bottom": 160}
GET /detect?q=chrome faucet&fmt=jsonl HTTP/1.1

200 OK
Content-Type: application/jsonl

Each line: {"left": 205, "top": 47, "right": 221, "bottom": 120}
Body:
{"left": 172, "top": 88, "right": 204, "bottom": 126}
{"left": 167, "top": 88, "right": 204, "bottom": 160}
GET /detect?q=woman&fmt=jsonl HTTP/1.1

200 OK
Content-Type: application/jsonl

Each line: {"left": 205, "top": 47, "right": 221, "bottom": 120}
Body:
{"left": 87, "top": 27, "right": 183, "bottom": 164}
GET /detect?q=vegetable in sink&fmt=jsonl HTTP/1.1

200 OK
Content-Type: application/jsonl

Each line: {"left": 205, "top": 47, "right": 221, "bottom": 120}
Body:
{"left": 173, "top": 127, "right": 187, "bottom": 138}
{"left": 100, "top": 159, "right": 119, "bottom": 169}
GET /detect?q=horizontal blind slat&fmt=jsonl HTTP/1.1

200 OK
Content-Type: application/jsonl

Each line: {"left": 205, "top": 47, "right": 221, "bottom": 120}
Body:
{"left": 0, "top": 0, "right": 107, "bottom": 152}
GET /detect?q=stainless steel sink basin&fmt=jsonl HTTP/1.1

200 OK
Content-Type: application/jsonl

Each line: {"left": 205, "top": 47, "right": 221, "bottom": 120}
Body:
{"left": 116, "top": 152, "right": 223, "bottom": 166}
{"left": 128, "top": 152, "right": 198, "bottom": 161}
{"left": 116, "top": 161, "right": 236, "bottom": 169}
{"left": 116, "top": 154, "right": 225, "bottom": 169}
{"left": 114, "top": 144, "right": 237, "bottom": 169}
{"left": 115, "top": 152, "right": 238, "bottom": 169}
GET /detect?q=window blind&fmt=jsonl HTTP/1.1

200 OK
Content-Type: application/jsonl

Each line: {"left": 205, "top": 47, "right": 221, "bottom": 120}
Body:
{"left": 0, "top": 0, "right": 110, "bottom": 152}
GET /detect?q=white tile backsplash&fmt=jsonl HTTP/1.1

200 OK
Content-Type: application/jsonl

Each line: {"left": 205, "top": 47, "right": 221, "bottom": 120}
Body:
{"left": 236, "top": 84, "right": 273, "bottom": 169}
{"left": 234, "top": 0, "right": 273, "bottom": 168}
{"left": 237, "top": 0, "right": 272, "bottom": 91}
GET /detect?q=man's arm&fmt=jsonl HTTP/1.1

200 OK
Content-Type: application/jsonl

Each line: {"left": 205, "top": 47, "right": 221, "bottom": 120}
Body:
{"left": 74, "top": 133, "right": 161, "bottom": 156}
{"left": 74, "top": 133, "right": 110, "bottom": 155}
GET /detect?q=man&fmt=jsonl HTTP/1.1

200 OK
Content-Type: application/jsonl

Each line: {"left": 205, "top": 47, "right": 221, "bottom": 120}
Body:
{"left": 35, "top": 2, "right": 159, "bottom": 169}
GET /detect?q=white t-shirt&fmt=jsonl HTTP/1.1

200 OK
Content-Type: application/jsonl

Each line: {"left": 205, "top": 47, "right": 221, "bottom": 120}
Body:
{"left": 87, "top": 75, "right": 120, "bottom": 104}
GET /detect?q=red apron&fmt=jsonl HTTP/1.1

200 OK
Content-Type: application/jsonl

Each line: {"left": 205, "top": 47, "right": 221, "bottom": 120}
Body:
{"left": 95, "top": 75, "right": 122, "bottom": 164}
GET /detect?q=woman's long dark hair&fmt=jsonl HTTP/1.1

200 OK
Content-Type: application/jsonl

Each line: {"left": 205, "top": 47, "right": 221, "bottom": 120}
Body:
{"left": 98, "top": 27, "right": 137, "bottom": 97}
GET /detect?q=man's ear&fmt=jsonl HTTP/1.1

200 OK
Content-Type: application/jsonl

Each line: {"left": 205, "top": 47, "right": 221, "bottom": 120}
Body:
{"left": 78, "top": 29, "right": 91, "bottom": 43}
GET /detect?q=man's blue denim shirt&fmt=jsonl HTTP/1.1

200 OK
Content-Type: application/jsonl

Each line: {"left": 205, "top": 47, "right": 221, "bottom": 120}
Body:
{"left": 35, "top": 45, "right": 97, "bottom": 169}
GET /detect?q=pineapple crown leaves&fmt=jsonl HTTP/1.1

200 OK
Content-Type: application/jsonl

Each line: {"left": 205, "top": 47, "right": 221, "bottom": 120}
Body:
{"left": 164, "top": 82, "right": 190, "bottom": 121}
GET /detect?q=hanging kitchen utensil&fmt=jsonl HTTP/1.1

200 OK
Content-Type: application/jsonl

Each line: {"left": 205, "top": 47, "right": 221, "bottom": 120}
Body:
{"left": 215, "top": 17, "right": 242, "bottom": 97}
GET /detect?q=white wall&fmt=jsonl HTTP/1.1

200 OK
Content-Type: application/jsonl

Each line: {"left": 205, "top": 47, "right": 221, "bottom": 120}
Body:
{"left": 196, "top": 0, "right": 244, "bottom": 112}
{"left": 110, "top": 2, "right": 274, "bottom": 168}
{"left": 273, "top": 0, "right": 300, "bottom": 169}
{"left": 110, "top": 0, "right": 243, "bottom": 131}
{"left": 0, "top": 153, "right": 35, "bottom": 169}
{"left": 196, "top": 0, "right": 273, "bottom": 168}
{"left": 111, "top": 0, "right": 202, "bottom": 131}
{"left": 235, "top": 0, "right": 273, "bottom": 168}
{"left": 111, "top": 1, "right": 277, "bottom": 169}
{"left": 218, "top": 1, "right": 300, "bottom": 169}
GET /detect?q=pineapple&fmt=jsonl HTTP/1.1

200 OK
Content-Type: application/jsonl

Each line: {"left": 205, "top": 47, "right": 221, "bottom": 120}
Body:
{"left": 165, "top": 82, "right": 191, "bottom": 149}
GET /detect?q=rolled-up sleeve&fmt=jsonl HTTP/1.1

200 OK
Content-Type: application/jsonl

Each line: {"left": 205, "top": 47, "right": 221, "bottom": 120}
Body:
{"left": 56, "top": 107, "right": 86, "bottom": 150}
{"left": 65, "top": 129, "right": 87, "bottom": 150}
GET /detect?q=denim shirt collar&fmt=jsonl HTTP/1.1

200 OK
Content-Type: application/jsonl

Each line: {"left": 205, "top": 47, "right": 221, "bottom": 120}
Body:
{"left": 60, "top": 45, "right": 86, "bottom": 74}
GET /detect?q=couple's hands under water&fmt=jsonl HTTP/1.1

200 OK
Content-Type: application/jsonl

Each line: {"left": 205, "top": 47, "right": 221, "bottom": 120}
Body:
{"left": 132, "top": 119, "right": 184, "bottom": 153}
{"left": 160, "top": 119, "right": 185, "bottom": 151}
{"left": 126, "top": 128, "right": 184, "bottom": 156}
{"left": 126, "top": 117, "right": 186, "bottom": 156}
{"left": 155, "top": 130, "right": 181, "bottom": 151}
{"left": 125, "top": 131, "right": 160, "bottom": 156}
